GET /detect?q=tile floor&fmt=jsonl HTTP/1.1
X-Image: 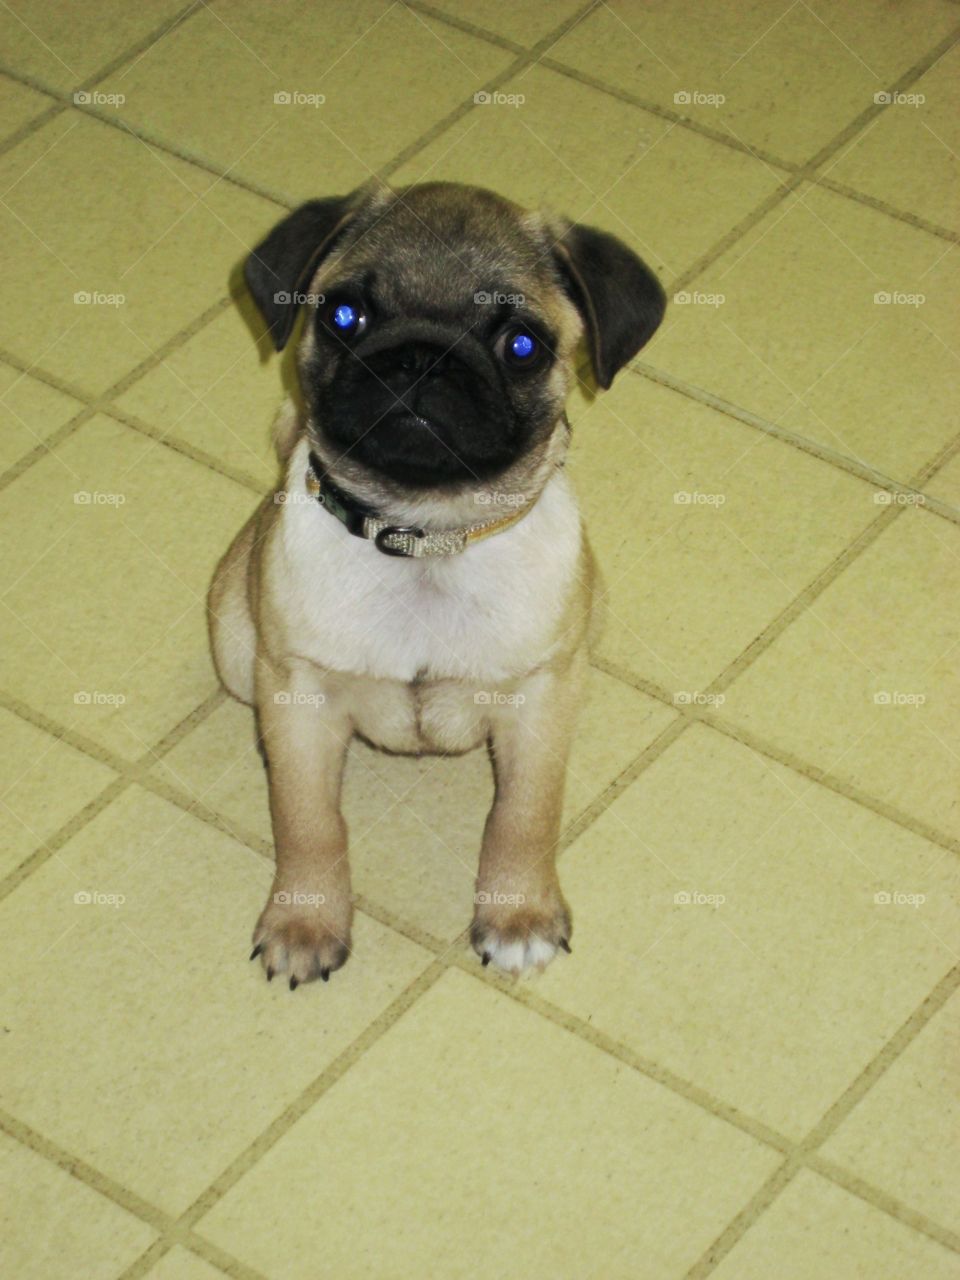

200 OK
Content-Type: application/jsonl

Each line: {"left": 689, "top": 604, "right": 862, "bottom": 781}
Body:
{"left": 0, "top": 2, "right": 957, "bottom": 1278}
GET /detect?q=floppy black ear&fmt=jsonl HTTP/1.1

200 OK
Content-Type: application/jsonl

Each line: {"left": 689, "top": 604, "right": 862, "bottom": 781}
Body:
{"left": 554, "top": 223, "right": 666, "bottom": 389}
{"left": 244, "top": 197, "right": 357, "bottom": 350}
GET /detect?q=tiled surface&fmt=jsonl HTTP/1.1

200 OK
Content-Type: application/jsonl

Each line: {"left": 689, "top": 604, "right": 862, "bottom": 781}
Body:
{"left": 0, "top": 1130, "right": 155, "bottom": 1277}
{"left": 827, "top": 44, "right": 960, "bottom": 234}
{"left": 1, "top": 5, "right": 958, "bottom": 1279}
{"left": 197, "top": 970, "right": 780, "bottom": 1278}
{"left": 711, "top": 1168, "right": 960, "bottom": 1280}
{"left": 547, "top": 0, "right": 960, "bottom": 165}
{"left": 821, "top": 991, "right": 960, "bottom": 1233}
{"left": 533, "top": 723, "right": 960, "bottom": 1140}
{"left": 94, "top": 1, "right": 515, "bottom": 202}
{"left": 717, "top": 510, "right": 960, "bottom": 842}
{"left": 646, "top": 182, "right": 960, "bottom": 481}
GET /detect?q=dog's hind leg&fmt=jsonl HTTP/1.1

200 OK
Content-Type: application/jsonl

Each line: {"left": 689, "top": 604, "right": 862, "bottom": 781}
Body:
{"left": 208, "top": 509, "right": 259, "bottom": 706}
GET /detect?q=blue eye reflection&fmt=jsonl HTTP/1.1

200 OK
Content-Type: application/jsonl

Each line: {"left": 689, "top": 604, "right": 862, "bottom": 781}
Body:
{"left": 332, "top": 303, "right": 357, "bottom": 331}
{"left": 510, "top": 332, "right": 536, "bottom": 360}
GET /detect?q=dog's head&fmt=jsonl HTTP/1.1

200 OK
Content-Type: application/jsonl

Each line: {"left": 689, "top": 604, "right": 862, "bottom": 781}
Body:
{"left": 245, "top": 182, "right": 664, "bottom": 495}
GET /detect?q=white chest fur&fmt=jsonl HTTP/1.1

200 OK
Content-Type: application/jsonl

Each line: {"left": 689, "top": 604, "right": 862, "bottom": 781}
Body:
{"left": 267, "top": 439, "right": 583, "bottom": 683}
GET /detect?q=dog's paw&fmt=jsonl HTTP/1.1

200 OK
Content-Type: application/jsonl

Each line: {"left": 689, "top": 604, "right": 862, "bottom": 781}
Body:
{"left": 470, "top": 897, "right": 572, "bottom": 977}
{"left": 251, "top": 894, "right": 351, "bottom": 989}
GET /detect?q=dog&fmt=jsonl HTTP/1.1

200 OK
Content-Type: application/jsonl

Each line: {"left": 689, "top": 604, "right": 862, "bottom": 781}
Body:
{"left": 208, "top": 181, "right": 665, "bottom": 987}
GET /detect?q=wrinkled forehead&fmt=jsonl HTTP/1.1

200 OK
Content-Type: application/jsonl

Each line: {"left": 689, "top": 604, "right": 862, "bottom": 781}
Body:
{"left": 330, "top": 188, "right": 560, "bottom": 311}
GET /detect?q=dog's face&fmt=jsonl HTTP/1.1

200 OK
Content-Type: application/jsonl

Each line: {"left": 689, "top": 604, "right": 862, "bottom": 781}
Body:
{"left": 244, "top": 182, "right": 665, "bottom": 494}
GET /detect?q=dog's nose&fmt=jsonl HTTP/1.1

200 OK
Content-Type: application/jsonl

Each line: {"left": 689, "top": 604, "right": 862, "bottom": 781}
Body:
{"left": 377, "top": 342, "right": 460, "bottom": 383}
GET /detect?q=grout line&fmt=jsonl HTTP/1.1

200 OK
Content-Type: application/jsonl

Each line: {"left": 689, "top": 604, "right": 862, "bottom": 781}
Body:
{"left": 0, "top": 689, "right": 225, "bottom": 904}
{"left": 103, "top": 403, "right": 267, "bottom": 496}
{"left": 401, "top": 0, "right": 527, "bottom": 56}
{"left": 629, "top": 362, "right": 960, "bottom": 529}
{"left": 0, "top": 295, "right": 235, "bottom": 492}
{"left": 380, "top": 0, "right": 603, "bottom": 182}
{"left": 683, "top": 963, "right": 960, "bottom": 1277}
{"left": 592, "top": 655, "right": 960, "bottom": 860}
{"left": 816, "top": 174, "right": 959, "bottom": 245}
{"left": 807, "top": 1154, "right": 960, "bottom": 1255}
{"left": 179, "top": 959, "right": 449, "bottom": 1230}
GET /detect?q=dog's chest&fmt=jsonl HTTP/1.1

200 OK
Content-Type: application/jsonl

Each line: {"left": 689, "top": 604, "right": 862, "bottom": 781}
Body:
{"left": 273, "top": 473, "right": 581, "bottom": 684}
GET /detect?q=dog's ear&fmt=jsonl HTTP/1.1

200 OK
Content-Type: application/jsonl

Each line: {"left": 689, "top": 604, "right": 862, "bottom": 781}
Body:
{"left": 244, "top": 197, "right": 358, "bottom": 351}
{"left": 553, "top": 223, "right": 666, "bottom": 389}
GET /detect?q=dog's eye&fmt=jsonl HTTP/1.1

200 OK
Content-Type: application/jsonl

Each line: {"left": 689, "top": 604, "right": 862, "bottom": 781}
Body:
{"left": 499, "top": 327, "right": 540, "bottom": 369}
{"left": 325, "top": 299, "right": 367, "bottom": 339}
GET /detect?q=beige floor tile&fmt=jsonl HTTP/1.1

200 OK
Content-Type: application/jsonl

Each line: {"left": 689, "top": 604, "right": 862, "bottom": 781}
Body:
{"left": 0, "top": 73, "right": 54, "bottom": 138}
{"left": 534, "top": 723, "right": 960, "bottom": 1139}
{"left": 0, "top": 1130, "right": 155, "bottom": 1278}
{"left": 0, "top": 0, "right": 188, "bottom": 91}
{"left": 547, "top": 0, "right": 958, "bottom": 165}
{"left": 717, "top": 508, "right": 960, "bottom": 841}
{"left": 393, "top": 62, "right": 786, "bottom": 283}
{"left": 647, "top": 181, "right": 960, "bottom": 481}
{"left": 565, "top": 373, "right": 877, "bottom": 692}
{"left": 821, "top": 989, "right": 960, "bottom": 1232}
{"left": 0, "top": 113, "right": 280, "bottom": 396}
{"left": 711, "top": 1168, "right": 960, "bottom": 1280}
{"left": 151, "top": 668, "right": 676, "bottom": 941}
{"left": 145, "top": 1245, "right": 224, "bottom": 1280}
{"left": 0, "top": 785, "right": 432, "bottom": 1215}
{"left": 112, "top": 305, "right": 285, "bottom": 489}
{"left": 826, "top": 45, "right": 960, "bottom": 233}
{"left": 197, "top": 968, "right": 779, "bottom": 1279}
{"left": 94, "top": 1, "right": 513, "bottom": 203}
{"left": 0, "top": 415, "right": 257, "bottom": 762}
{"left": 423, "top": 0, "right": 585, "bottom": 47}
{"left": 0, "top": 360, "right": 85, "bottom": 474}
{"left": 924, "top": 451, "right": 960, "bottom": 512}
{"left": 0, "top": 707, "right": 116, "bottom": 879}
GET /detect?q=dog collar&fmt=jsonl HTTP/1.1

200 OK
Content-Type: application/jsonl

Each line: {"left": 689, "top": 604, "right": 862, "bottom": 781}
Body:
{"left": 306, "top": 451, "right": 532, "bottom": 558}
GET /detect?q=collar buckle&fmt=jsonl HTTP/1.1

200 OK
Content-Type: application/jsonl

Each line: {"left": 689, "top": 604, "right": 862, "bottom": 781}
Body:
{"left": 373, "top": 524, "right": 426, "bottom": 557}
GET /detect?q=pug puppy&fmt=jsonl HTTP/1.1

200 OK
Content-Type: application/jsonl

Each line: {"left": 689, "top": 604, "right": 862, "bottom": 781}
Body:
{"left": 208, "top": 181, "right": 664, "bottom": 988}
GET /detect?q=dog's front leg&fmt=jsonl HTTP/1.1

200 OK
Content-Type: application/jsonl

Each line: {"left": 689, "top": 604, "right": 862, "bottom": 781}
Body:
{"left": 471, "top": 650, "right": 585, "bottom": 976}
{"left": 251, "top": 657, "right": 353, "bottom": 987}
